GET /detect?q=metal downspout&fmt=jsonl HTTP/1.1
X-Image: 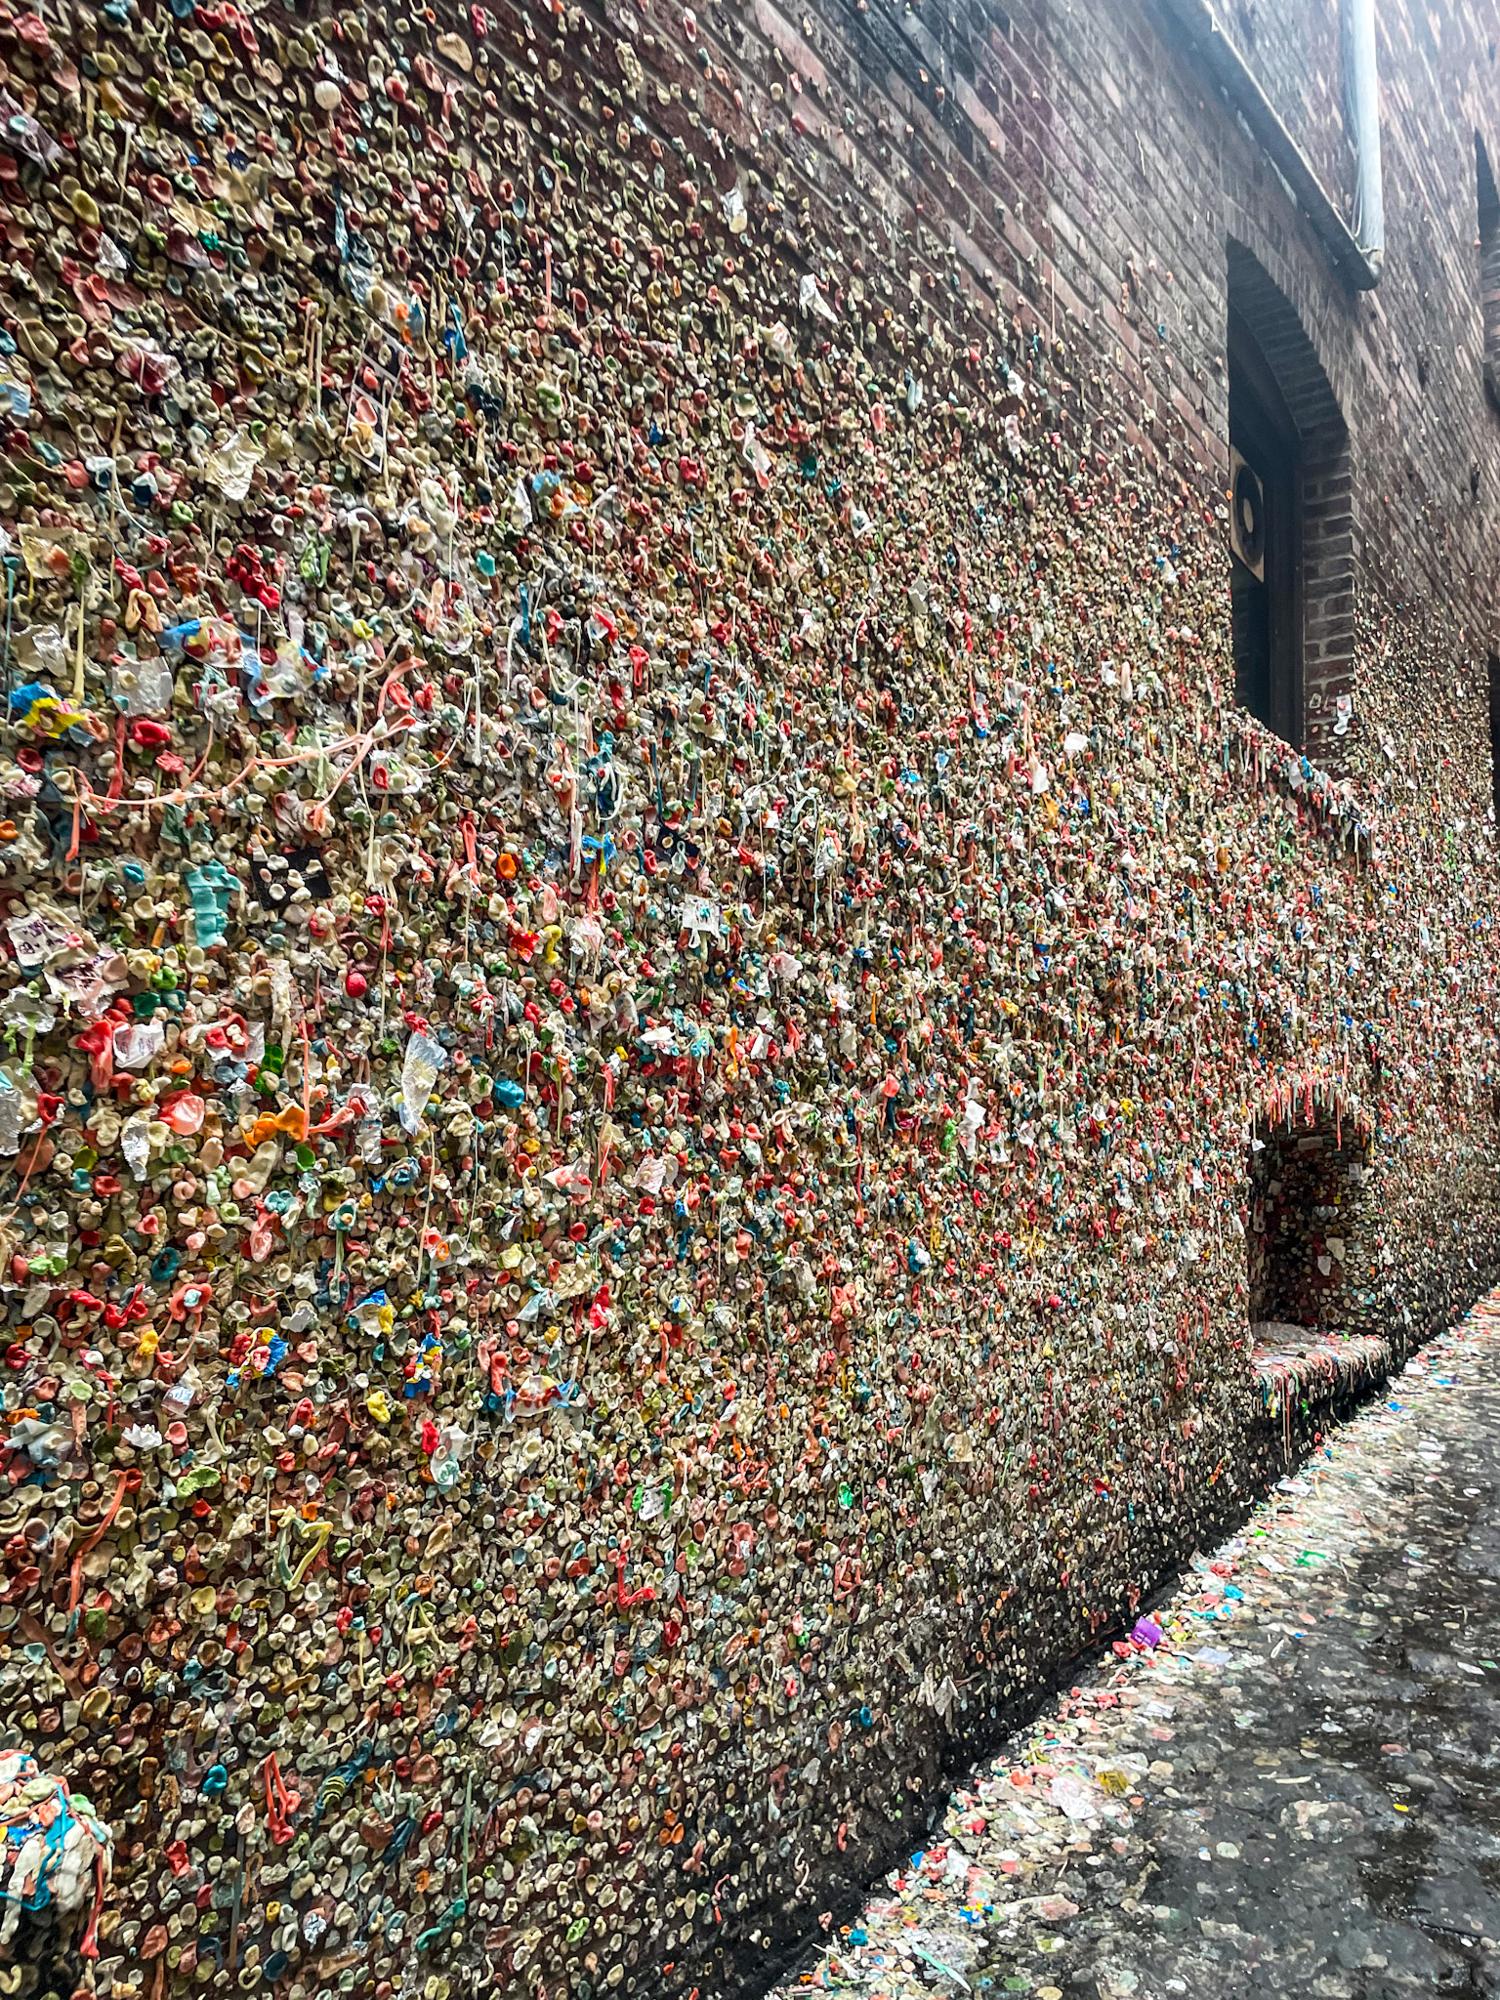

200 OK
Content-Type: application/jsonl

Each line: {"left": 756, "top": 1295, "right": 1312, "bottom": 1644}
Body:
{"left": 1345, "top": 0, "right": 1386, "bottom": 280}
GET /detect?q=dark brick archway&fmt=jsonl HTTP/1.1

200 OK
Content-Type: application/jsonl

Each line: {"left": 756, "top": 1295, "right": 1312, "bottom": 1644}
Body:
{"left": 1226, "top": 237, "right": 1357, "bottom": 767}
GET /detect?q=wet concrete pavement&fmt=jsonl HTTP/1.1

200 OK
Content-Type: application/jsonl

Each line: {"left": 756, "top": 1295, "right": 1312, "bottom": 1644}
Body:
{"left": 773, "top": 1296, "right": 1500, "bottom": 2000}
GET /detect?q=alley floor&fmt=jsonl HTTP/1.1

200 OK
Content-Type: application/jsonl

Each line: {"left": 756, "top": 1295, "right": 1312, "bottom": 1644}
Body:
{"left": 772, "top": 1296, "right": 1500, "bottom": 2000}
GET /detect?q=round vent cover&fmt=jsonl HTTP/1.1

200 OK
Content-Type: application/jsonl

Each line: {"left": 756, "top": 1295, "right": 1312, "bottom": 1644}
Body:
{"left": 1230, "top": 449, "right": 1266, "bottom": 581}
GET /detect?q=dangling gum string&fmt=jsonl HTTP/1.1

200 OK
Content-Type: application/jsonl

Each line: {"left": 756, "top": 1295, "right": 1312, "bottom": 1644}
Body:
{"left": 79, "top": 1845, "right": 106, "bottom": 1959}
{"left": 0, "top": 1126, "right": 48, "bottom": 1233}
{"left": 274, "top": 1512, "right": 330, "bottom": 1589}
{"left": 417, "top": 1143, "right": 438, "bottom": 1287}
{"left": 64, "top": 710, "right": 415, "bottom": 841}
{"left": 18, "top": 1612, "right": 84, "bottom": 1702}
{"left": 71, "top": 586, "right": 88, "bottom": 705}
{"left": 53, "top": 589, "right": 829, "bottom": 895}
{"left": 64, "top": 618, "right": 465, "bottom": 845}
{"left": 262, "top": 1753, "right": 298, "bottom": 1844}
{"left": 299, "top": 1018, "right": 314, "bottom": 1138}
{"left": 68, "top": 717, "right": 216, "bottom": 860}
{"left": 66, "top": 1467, "right": 139, "bottom": 1628}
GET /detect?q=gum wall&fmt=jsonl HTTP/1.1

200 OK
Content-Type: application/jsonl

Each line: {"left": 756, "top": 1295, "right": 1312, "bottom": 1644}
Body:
{"left": 1, "top": 0, "right": 1499, "bottom": 1995}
